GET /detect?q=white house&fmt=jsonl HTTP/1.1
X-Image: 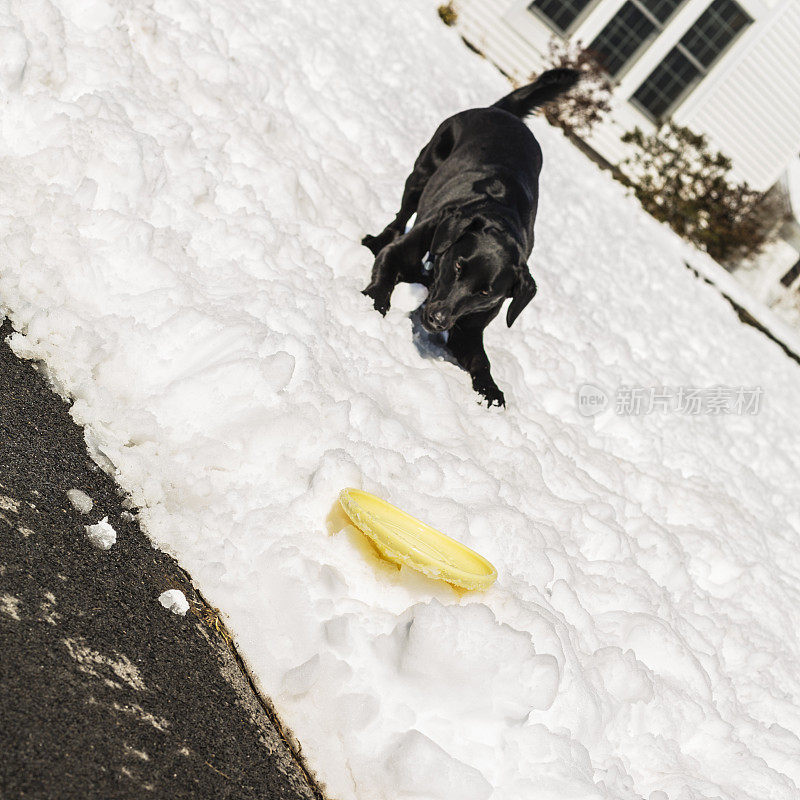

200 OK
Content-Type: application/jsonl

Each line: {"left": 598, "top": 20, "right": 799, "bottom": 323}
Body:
{"left": 454, "top": 0, "right": 800, "bottom": 309}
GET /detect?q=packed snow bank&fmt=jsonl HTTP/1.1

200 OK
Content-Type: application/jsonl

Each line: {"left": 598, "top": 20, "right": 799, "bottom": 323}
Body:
{"left": 686, "top": 248, "right": 800, "bottom": 358}
{"left": 1, "top": 1, "right": 800, "bottom": 799}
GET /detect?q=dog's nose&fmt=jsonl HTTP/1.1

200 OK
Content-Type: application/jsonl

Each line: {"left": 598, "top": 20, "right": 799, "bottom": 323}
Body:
{"left": 423, "top": 304, "right": 451, "bottom": 332}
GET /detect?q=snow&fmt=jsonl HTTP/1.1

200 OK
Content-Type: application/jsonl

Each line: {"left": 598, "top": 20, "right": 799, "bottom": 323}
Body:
{"left": 386, "top": 729, "right": 493, "bottom": 800}
{"left": 158, "top": 589, "right": 189, "bottom": 616}
{"left": 84, "top": 517, "right": 117, "bottom": 550}
{"left": 687, "top": 246, "right": 800, "bottom": 355}
{"left": 67, "top": 488, "right": 94, "bottom": 515}
{"left": 1, "top": 1, "right": 800, "bottom": 799}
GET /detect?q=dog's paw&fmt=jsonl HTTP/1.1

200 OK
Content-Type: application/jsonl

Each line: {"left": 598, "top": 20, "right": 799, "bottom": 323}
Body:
{"left": 361, "top": 232, "right": 393, "bottom": 256}
{"left": 361, "top": 283, "right": 391, "bottom": 316}
{"left": 361, "top": 234, "right": 380, "bottom": 255}
{"left": 473, "top": 375, "right": 505, "bottom": 408}
{"left": 483, "top": 390, "right": 506, "bottom": 409}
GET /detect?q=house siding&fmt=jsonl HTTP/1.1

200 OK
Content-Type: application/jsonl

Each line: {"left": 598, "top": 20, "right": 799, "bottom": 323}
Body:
{"left": 455, "top": 0, "right": 800, "bottom": 191}
{"left": 456, "top": 0, "right": 549, "bottom": 83}
{"left": 675, "top": 2, "right": 800, "bottom": 191}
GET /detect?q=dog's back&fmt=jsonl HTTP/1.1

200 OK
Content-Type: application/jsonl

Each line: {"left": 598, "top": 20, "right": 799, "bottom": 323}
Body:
{"left": 416, "top": 69, "right": 581, "bottom": 218}
{"left": 416, "top": 108, "right": 542, "bottom": 221}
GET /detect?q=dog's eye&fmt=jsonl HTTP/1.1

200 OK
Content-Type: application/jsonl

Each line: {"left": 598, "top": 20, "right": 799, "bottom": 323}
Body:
{"left": 479, "top": 287, "right": 491, "bottom": 296}
{"left": 454, "top": 260, "right": 464, "bottom": 276}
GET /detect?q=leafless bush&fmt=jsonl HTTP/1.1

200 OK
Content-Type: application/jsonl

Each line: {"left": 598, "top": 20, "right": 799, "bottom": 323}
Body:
{"left": 621, "top": 122, "right": 787, "bottom": 264}
{"left": 540, "top": 38, "right": 613, "bottom": 136}
{"left": 438, "top": 2, "right": 457, "bottom": 26}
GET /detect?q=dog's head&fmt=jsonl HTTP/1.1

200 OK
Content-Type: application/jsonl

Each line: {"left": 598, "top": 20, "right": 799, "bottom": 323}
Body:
{"left": 422, "top": 209, "right": 537, "bottom": 333}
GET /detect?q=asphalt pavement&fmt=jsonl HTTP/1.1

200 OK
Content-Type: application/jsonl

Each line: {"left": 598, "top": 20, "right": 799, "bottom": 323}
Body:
{"left": 0, "top": 319, "right": 325, "bottom": 800}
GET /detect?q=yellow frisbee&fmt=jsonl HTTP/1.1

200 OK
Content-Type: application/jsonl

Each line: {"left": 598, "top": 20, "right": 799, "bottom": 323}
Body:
{"left": 338, "top": 488, "right": 497, "bottom": 590}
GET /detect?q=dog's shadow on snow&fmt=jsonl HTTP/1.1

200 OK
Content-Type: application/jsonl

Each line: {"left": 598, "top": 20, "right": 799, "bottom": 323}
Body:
{"left": 408, "top": 304, "right": 459, "bottom": 367}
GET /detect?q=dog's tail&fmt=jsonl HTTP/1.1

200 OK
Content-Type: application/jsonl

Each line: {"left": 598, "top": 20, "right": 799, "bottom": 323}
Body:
{"left": 492, "top": 68, "right": 581, "bottom": 119}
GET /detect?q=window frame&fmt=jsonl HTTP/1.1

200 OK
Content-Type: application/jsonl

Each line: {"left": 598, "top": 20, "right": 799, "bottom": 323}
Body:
{"left": 629, "top": 0, "right": 753, "bottom": 122}
{"left": 589, "top": 0, "right": 688, "bottom": 80}
{"left": 587, "top": 0, "right": 688, "bottom": 84}
{"left": 526, "top": 0, "right": 600, "bottom": 37}
{"left": 780, "top": 258, "right": 800, "bottom": 289}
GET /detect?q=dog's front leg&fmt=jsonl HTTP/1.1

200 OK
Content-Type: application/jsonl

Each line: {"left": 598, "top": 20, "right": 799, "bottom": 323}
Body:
{"left": 362, "top": 221, "right": 434, "bottom": 315}
{"left": 447, "top": 322, "right": 505, "bottom": 408}
{"left": 363, "top": 124, "right": 454, "bottom": 256}
{"left": 362, "top": 247, "right": 400, "bottom": 315}
{"left": 363, "top": 170, "right": 430, "bottom": 257}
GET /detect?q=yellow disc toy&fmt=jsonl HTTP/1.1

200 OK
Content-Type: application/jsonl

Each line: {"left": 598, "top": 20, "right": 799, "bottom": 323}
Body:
{"left": 338, "top": 488, "right": 497, "bottom": 591}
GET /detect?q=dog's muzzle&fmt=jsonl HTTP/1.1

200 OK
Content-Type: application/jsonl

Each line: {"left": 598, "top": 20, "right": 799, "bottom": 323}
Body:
{"left": 422, "top": 304, "right": 452, "bottom": 332}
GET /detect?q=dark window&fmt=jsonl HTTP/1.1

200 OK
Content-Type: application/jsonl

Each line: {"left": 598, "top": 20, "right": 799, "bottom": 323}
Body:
{"left": 590, "top": 0, "right": 685, "bottom": 77}
{"left": 631, "top": 48, "right": 700, "bottom": 117}
{"left": 632, "top": 0, "right": 752, "bottom": 119}
{"left": 528, "top": 0, "right": 593, "bottom": 33}
{"left": 780, "top": 259, "right": 800, "bottom": 288}
{"left": 680, "top": 0, "right": 751, "bottom": 67}
{"left": 644, "top": 0, "right": 687, "bottom": 24}
{"left": 591, "top": 3, "right": 656, "bottom": 76}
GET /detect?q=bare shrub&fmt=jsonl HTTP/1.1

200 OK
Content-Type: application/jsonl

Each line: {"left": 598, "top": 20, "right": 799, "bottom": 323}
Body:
{"left": 438, "top": 2, "right": 457, "bottom": 26}
{"left": 621, "top": 122, "right": 787, "bottom": 264}
{"left": 540, "top": 38, "right": 613, "bottom": 136}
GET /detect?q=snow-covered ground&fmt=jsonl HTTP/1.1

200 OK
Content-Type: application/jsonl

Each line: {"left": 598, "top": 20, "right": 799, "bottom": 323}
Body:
{"left": 2, "top": 2, "right": 800, "bottom": 799}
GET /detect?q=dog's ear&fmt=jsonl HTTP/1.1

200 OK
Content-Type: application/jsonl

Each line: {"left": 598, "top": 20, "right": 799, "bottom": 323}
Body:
{"left": 430, "top": 211, "right": 472, "bottom": 256}
{"left": 506, "top": 264, "right": 537, "bottom": 327}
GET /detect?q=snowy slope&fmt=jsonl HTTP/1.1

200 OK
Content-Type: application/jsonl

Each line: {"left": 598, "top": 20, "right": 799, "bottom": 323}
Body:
{"left": 2, "top": 2, "right": 800, "bottom": 799}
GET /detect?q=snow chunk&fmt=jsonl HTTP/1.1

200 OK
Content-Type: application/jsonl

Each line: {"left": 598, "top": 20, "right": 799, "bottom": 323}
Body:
{"left": 84, "top": 517, "right": 116, "bottom": 550}
{"left": 158, "top": 589, "right": 189, "bottom": 616}
{"left": 393, "top": 600, "right": 560, "bottom": 717}
{"left": 67, "top": 489, "right": 94, "bottom": 515}
{"left": 385, "top": 730, "right": 492, "bottom": 800}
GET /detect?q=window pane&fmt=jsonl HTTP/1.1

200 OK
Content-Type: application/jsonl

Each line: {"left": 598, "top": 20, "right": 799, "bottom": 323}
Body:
{"left": 780, "top": 260, "right": 800, "bottom": 288}
{"left": 528, "top": 0, "right": 592, "bottom": 33}
{"left": 632, "top": 0, "right": 751, "bottom": 118}
{"left": 590, "top": 2, "right": 656, "bottom": 76}
{"left": 632, "top": 47, "right": 700, "bottom": 117}
{"left": 679, "top": 0, "right": 751, "bottom": 68}
{"left": 640, "top": 0, "right": 685, "bottom": 24}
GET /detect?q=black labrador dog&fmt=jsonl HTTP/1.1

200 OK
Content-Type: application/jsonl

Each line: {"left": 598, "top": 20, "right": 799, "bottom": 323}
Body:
{"left": 362, "top": 68, "right": 580, "bottom": 407}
